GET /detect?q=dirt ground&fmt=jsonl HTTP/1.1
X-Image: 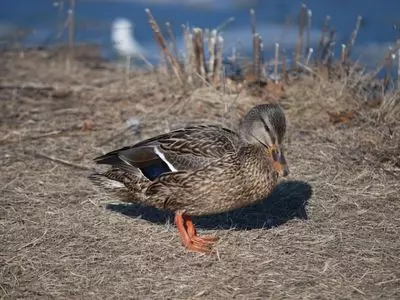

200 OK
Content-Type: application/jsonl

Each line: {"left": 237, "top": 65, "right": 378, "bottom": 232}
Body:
{"left": 1, "top": 46, "right": 399, "bottom": 299}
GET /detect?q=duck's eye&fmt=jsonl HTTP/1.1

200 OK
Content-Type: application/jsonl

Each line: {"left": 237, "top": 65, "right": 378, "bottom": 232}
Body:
{"left": 262, "top": 120, "right": 277, "bottom": 144}
{"left": 263, "top": 121, "right": 270, "bottom": 133}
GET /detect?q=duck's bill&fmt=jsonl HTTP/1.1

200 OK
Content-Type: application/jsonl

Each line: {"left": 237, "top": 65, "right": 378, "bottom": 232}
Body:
{"left": 274, "top": 161, "right": 289, "bottom": 177}
{"left": 270, "top": 148, "right": 289, "bottom": 177}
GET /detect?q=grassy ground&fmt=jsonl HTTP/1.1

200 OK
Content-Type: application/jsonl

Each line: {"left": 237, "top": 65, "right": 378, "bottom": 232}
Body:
{"left": 1, "top": 46, "right": 399, "bottom": 299}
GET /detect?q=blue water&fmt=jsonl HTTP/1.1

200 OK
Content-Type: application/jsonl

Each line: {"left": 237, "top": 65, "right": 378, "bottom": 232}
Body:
{"left": 0, "top": 0, "right": 399, "bottom": 66}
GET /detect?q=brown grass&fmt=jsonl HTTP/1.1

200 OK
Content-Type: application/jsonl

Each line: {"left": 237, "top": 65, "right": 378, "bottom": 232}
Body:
{"left": 1, "top": 46, "right": 399, "bottom": 300}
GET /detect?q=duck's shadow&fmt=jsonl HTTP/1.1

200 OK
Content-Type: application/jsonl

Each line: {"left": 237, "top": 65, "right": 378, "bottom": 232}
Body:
{"left": 106, "top": 180, "right": 312, "bottom": 230}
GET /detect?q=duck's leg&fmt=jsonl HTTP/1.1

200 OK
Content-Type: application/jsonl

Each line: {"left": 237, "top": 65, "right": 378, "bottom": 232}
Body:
{"left": 183, "top": 214, "right": 217, "bottom": 244}
{"left": 174, "top": 211, "right": 216, "bottom": 253}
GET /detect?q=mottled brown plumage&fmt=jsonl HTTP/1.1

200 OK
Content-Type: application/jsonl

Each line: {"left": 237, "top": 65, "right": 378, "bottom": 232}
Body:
{"left": 90, "top": 104, "right": 289, "bottom": 253}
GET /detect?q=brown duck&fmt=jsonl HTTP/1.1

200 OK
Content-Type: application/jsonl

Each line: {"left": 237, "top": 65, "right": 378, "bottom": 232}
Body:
{"left": 90, "top": 104, "right": 289, "bottom": 253}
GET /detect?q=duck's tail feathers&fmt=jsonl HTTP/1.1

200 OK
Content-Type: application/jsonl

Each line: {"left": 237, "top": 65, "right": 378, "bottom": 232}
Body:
{"left": 89, "top": 171, "right": 153, "bottom": 205}
{"left": 89, "top": 173, "right": 127, "bottom": 192}
{"left": 89, "top": 168, "right": 146, "bottom": 193}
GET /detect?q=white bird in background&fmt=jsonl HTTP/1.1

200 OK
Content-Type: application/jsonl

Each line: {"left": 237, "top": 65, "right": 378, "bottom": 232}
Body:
{"left": 111, "top": 17, "right": 153, "bottom": 71}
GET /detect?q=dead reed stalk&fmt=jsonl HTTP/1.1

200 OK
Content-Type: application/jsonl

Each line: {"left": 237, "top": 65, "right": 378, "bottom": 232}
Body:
{"left": 321, "top": 28, "right": 336, "bottom": 65}
{"left": 192, "top": 28, "right": 207, "bottom": 79}
{"left": 182, "top": 25, "right": 194, "bottom": 81}
{"left": 383, "top": 48, "right": 395, "bottom": 89}
{"left": 159, "top": 49, "right": 168, "bottom": 75}
{"left": 274, "top": 43, "right": 280, "bottom": 84}
{"left": 295, "top": 4, "right": 308, "bottom": 64}
{"left": 216, "top": 17, "right": 235, "bottom": 32}
{"left": 316, "top": 15, "right": 331, "bottom": 61}
{"left": 165, "top": 22, "right": 179, "bottom": 63}
{"left": 250, "top": 9, "right": 260, "bottom": 78}
{"left": 305, "top": 47, "right": 313, "bottom": 65}
{"left": 254, "top": 35, "right": 262, "bottom": 81}
{"left": 207, "top": 30, "right": 217, "bottom": 80}
{"left": 344, "top": 16, "right": 362, "bottom": 62}
{"left": 145, "top": 8, "right": 182, "bottom": 83}
{"left": 371, "top": 42, "right": 400, "bottom": 80}
{"left": 306, "top": 9, "right": 312, "bottom": 55}
{"left": 213, "top": 35, "right": 224, "bottom": 85}
{"left": 341, "top": 44, "right": 346, "bottom": 64}
{"left": 281, "top": 50, "right": 287, "bottom": 83}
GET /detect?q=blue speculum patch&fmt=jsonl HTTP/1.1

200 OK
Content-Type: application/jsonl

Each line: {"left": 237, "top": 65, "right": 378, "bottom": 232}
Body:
{"left": 140, "top": 161, "right": 172, "bottom": 181}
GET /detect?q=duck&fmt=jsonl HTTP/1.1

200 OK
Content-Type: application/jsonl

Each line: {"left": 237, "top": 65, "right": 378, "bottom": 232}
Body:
{"left": 89, "top": 103, "right": 289, "bottom": 253}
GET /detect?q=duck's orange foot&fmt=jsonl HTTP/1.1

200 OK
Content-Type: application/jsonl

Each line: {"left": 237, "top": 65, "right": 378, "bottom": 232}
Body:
{"left": 174, "top": 212, "right": 218, "bottom": 253}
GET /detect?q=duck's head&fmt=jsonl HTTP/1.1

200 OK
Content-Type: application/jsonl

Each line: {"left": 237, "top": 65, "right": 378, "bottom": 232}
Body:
{"left": 239, "top": 104, "right": 289, "bottom": 177}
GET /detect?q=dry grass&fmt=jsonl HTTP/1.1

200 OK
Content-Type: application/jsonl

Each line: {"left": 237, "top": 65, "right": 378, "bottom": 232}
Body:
{"left": 1, "top": 46, "right": 399, "bottom": 300}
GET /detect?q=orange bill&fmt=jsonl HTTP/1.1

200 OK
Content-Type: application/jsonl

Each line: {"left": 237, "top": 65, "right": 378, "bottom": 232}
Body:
{"left": 269, "top": 147, "right": 289, "bottom": 177}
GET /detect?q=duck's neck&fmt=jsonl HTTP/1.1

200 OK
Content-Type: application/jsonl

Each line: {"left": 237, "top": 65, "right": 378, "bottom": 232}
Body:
{"left": 236, "top": 144, "right": 279, "bottom": 196}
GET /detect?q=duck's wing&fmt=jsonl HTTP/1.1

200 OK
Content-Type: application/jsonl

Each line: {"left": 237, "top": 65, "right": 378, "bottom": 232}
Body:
{"left": 93, "top": 125, "right": 239, "bottom": 180}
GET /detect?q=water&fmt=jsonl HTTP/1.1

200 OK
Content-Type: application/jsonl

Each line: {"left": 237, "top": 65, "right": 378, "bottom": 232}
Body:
{"left": 0, "top": 0, "right": 399, "bottom": 66}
